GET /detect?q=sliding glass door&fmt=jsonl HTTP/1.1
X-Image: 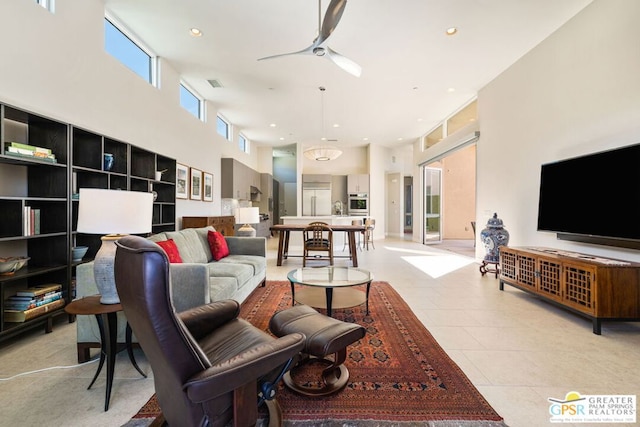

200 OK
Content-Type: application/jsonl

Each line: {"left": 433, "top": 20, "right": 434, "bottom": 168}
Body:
{"left": 423, "top": 166, "right": 442, "bottom": 244}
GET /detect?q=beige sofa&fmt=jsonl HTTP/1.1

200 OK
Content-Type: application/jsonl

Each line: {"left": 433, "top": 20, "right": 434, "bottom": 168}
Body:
{"left": 74, "top": 226, "right": 266, "bottom": 362}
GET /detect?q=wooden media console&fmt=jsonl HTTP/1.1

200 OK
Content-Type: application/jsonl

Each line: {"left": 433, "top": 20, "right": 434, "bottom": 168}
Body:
{"left": 499, "top": 247, "right": 640, "bottom": 334}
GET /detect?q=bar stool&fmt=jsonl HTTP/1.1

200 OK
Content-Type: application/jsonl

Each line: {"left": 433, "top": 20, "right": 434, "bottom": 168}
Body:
{"left": 364, "top": 218, "right": 375, "bottom": 250}
{"left": 342, "top": 219, "right": 363, "bottom": 252}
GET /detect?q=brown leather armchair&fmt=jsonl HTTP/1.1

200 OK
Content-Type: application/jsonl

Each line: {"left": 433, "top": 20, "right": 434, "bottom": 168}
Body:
{"left": 114, "top": 235, "right": 305, "bottom": 427}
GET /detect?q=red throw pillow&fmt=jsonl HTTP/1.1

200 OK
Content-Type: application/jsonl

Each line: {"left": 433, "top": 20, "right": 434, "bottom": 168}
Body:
{"left": 156, "top": 239, "right": 183, "bottom": 263}
{"left": 208, "top": 230, "right": 230, "bottom": 261}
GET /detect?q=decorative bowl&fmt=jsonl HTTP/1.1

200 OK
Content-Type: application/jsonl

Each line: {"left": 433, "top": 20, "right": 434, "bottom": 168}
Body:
{"left": 72, "top": 246, "right": 89, "bottom": 262}
{"left": 0, "top": 257, "right": 30, "bottom": 275}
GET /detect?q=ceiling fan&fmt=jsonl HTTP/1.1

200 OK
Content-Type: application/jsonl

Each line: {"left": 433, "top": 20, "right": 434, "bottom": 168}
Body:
{"left": 257, "top": 0, "right": 362, "bottom": 77}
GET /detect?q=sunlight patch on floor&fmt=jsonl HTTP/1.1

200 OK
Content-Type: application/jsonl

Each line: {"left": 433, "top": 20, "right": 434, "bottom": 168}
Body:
{"left": 401, "top": 254, "right": 475, "bottom": 278}
{"left": 383, "top": 245, "right": 450, "bottom": 256}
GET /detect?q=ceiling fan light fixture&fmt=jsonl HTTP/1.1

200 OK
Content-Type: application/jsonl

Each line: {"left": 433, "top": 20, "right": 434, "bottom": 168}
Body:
{"left": 304, "top": 146, "right": 342, "bottom": 161}
{"left": 257, "top": 0, "right": 361, "bottom": 77}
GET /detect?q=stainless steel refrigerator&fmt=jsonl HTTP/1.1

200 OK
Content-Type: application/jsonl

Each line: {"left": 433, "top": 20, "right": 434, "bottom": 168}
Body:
{"left": 302, "top": 182, "right": 332, "bottom": 216}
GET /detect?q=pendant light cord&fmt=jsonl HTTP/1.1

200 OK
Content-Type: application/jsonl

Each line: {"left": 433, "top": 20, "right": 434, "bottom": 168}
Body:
{"left": 320, "top": 86, "right": 326, "bottom": 139}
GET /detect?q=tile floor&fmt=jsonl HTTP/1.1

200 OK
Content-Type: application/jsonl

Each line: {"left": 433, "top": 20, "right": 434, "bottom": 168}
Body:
{"left": 0, "top": 236, "right": 638, "bottom": 427}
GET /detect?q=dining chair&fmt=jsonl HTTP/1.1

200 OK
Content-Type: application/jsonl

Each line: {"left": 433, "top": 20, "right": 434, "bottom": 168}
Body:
{"left": 364, "top": 218, "right": 375, "bottom": 250}
{"left": 303, "top": 222, "right": 334, "bottom": 266}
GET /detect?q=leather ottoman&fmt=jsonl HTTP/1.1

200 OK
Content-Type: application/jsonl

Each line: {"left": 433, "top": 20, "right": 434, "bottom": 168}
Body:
{"left": 269, "top": 304, "right": 366, "bottom": 396}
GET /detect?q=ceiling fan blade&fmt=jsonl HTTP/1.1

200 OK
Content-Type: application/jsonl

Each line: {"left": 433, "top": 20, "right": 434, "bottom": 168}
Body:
{"left": 257, "top": 0, "right": 360, "bottom": 78}
{"left": 257, "top": 44, "right": 315, "bottom": 61}
{"left": 326, "top": 46, "right": 361, "bottom": 77}
{"left": 317, "top": 0, "right": 347, "bottom": 46}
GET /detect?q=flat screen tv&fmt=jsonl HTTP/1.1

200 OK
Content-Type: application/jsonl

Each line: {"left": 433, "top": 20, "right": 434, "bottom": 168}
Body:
{"left": 537, "top": 143, "right": 640, "bottom": 250}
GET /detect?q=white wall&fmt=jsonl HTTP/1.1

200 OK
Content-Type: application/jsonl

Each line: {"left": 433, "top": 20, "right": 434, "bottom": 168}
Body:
{"left": 477, "top": 0, "right": 640, "bottom": 262}
{"left": 386, "top": 172, "right": 402, "bottom": 237}
{"left": 368, "top": 144, "right": 387, "bottom": 239}
{"left": 0, "top": 1, "right": 394, "bottom": 237}
{"left": 0, "top": 0, "right": 260, "bottom": 224}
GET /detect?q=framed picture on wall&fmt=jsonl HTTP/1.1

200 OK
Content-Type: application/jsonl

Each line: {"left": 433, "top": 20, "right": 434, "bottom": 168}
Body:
{"left": 190, "top": 168, "right": 202, "bottom": 200}
{"left": 203, "top": 172, "right": 213, "bottom": 202}
{"left": 176, "top": 163, "right": 189, "bottom": 199}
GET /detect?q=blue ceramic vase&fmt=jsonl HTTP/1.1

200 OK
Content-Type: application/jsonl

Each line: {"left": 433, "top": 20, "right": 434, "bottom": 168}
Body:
{"left": 480, "top": 213, "right": 509, "bottom": 262}
{"left": 104, "top": 153, "right": 114, "bottom": 171}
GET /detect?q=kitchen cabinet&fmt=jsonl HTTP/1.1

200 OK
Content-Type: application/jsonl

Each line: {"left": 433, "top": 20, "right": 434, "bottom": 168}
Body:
{"left": 302, "top": 174, "right": 331, "bottom": 184}
{"left": 221, "top": 158, "right": 261, "bottom": 201}
{"left": 347, "top": 174, "right": 369, "bottom": 193}
{"left": 257, "top": 173, "right": 273, "bottom": 214}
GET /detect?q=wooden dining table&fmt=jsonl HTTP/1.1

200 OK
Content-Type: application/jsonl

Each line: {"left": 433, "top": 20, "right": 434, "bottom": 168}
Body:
{"left": 270, "top": 223, "right": 366, "bottom": 267}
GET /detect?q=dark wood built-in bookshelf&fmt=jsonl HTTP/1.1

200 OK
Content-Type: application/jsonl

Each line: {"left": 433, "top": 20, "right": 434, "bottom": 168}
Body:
{"left": 0, "top": 101, "right": 177, "bottom": 342}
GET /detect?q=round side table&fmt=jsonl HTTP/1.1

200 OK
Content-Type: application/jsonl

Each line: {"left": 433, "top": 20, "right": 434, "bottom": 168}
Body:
{"left": 65, "top": 295, "right": 146, "bottom": 411}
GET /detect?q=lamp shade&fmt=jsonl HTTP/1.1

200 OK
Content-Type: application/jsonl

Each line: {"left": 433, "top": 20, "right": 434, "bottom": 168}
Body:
{"left": 77, "top": 188, "right": 153, "bottom": 305}
{"left": 236, "top": 207, "right": 260, "bottom": 225}
{"left": 303, "top": 146, "right": 342, "bottom": 161}
{"left": 77, "top": 188, "right": 153, "bottom": 235}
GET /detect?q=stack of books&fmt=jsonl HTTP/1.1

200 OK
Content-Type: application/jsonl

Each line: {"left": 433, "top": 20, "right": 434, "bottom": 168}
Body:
{"left": 4, "top": 142, "right": 57, "bottom": 163}
{"left": 4, "top": 284, "right": 65, "bottom": 322}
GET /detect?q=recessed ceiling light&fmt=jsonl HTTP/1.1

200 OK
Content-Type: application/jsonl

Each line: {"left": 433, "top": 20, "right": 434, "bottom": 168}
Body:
{"left": 190, "top": 28, "right": 203, "bottom": 37}
{"left": 417, "top": 118, "right": 423, "bottom": 122}
{"left": 270, "top": 123, "right": 276, "bottom": 127}
{"left": 332, "top": 123, "right": 340, "bottom": 128}
{"left": 446, "top": 27, "right": 457, "bottom": 36}
{"left": 362, "top": 137, "right": 369, "bottom": 141}
{"left": 397, "top": 137, "right": 404, "bottom": 141}
{"left": 279, "top": 137, "right": 285, "bottom": 140}
{"left": 447, "top": 87, "right": 456, "bottom": 93}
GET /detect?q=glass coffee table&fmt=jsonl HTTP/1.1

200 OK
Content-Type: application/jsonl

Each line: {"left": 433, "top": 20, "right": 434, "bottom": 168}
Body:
{"left": 287, "top": 267, "right": 374, "bottom": 317}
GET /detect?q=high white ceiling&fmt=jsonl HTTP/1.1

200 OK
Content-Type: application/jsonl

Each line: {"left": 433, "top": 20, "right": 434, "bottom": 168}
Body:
{"left": 103, "top": 0, "right": 592, "bottom": 150}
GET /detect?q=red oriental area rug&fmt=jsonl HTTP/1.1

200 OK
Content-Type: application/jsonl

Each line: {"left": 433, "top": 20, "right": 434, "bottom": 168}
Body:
{"left": 130, "top": 281, "right": 506, "bottom": 427}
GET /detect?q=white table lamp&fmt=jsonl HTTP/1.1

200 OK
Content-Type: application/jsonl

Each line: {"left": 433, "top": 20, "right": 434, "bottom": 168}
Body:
{"left": 236, "top": 207, "right": 260, "bottom": 237}
{"left": 77, "top": 188, "right": 153, "bottom": 304}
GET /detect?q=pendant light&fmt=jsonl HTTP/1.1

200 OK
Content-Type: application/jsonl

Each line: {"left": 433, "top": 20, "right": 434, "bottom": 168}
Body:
{"left": 304, "top": 86, "right": 342, "bottom": 161}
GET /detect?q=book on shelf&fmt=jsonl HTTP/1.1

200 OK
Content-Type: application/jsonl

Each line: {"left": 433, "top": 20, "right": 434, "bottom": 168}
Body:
{"left": 4, "top": 147, "right": 57, "bottom": 163}
{"left": 33, "top": 208, "right": 40, "bottom": 234}
{"left": 22, "top": 206, "right": 41, "bottom": 236}
{"left": 3, "top": 298, "right": 65, "bottom": 323}
{"left": 4, "top": 291, "right": 62, "bottom": 311}
{"left": 15, "top": 283, "right": 62, "bottom": 297}
{"left": 8, "top": 142, "right": 53, "bottom": 155}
